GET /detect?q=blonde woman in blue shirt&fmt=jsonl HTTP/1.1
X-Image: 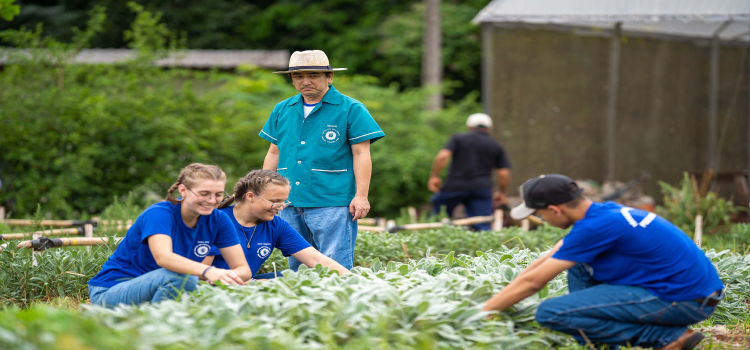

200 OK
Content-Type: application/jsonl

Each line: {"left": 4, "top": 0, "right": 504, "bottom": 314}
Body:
{"left": 204, "top": 170, "right": 349, "bottom": 278}
{"left": 89, "top": 163, "right": 251, "bottom": 307}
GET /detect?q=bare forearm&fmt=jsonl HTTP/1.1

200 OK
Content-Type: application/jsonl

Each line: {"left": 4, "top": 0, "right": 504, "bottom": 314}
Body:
{"left": 316, "top": 256, "right": 350, "bottom": 275}
{"left": 263, "top": 144, "right": 280, "bottom": 171}
{"left": 482, "top": 278, "right": 542, "bottom": 312}
{"left": 430, "top": 157, "right": 448, "bottom": 178}
{"left": 263, "top": 153, "right": 279, "bottom": 170}
{"left": 230, "top": 266, "right": 253, "bottom": 281}
{"left": 352, "top": 151, "right": 372, "bottom": 197}
{"left": 516, "top": 242, "right": 562, "bottom": 280}
{"left": 496, "top": 169, "right": 510, "bottom": 194}
{"left": 156, "top": 253, "right": 212, "bottom": 277}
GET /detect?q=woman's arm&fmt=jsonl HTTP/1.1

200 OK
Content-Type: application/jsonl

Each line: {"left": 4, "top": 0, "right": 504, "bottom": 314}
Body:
{"left": 148, "top": 234, "right": 245, "bottom": 285}
{"left": 291, "top": 247, "right": 351, "bottom": 275}
{"left": 218, "top": 245, "right": 253, "bottom": 281}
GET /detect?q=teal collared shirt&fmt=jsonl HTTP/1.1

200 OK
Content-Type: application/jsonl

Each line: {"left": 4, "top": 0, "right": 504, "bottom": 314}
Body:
{"left": 259, "top": 85, "right": 384, "bottom": 207}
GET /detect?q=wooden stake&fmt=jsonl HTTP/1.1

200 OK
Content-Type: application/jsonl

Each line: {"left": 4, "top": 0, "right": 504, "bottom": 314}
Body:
{"left": 84, "top": 224, "right": 94, "bottom": 252}
{"left": 358, "top": 226, "right": 386, "bottom": 232}
{"left": 492, "top": 209, "right": 503, "bottom": 231}
{"left": 521, "top": 219, "right": 530, "bottom": 232}
{"left": 401, "top": 242, "right": 412, "bottom": 260}
{"left": 527, "top": 215, "right": 543, "bottom": 226}
{"left": 358, "top": 218, "right": 377, "bottom": 225}
{"left": 407, "top": 206, "right": 418, "bottom": 224}
{"left": 694, "top": 214, "right": 703, "bottom": 248}
{"left": 0, "top": 206, "right": 5, "bottom": 220}
{"left": 452, "top": 216, "right": 494, "bottom": 226}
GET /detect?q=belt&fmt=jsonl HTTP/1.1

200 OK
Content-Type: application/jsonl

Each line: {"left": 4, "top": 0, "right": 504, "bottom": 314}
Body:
{"left": 693, "top": 291, "right": 722, "bottom": 307}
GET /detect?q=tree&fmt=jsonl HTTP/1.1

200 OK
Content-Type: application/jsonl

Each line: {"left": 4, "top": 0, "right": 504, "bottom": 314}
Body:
{"left": 0, "top": 0, "right": 19, "bottom": 21}
{"left": 422, "top": 0, "right": 442, "bottom": 111}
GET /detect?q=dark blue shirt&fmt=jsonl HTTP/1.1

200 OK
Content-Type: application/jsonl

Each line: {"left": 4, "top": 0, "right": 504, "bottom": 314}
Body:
{"left": 89, "top": 201, "right": 240, "bottom": 288}
{"left": 553, "top": 202, "right": 724, "bottom": 302}
{"left": 208, "top": 206, "right": 311, "bottom": 275}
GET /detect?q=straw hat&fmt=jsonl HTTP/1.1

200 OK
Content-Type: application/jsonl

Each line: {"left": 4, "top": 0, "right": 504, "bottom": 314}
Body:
{"left": 273, "top": 50, "right": 347, "bottom": 74}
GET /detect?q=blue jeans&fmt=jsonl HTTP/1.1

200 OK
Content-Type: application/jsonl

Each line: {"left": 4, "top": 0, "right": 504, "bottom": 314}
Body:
{"left": 431, "top": 187, "right": 493, "bottom": 230}
{"left": 535, "top": 263, "right": 720, "bottom": 349}
{"left": 88, "top": 268, "right": 198, "bottom": 307}
{"left": 280, "top": 206, "right": 357, "bottom": 270}
{"left": 254, "top": 271, "right": 283, "bottom": 279}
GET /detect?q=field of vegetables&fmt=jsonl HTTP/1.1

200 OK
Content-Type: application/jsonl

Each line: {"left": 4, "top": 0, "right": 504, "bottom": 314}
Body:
{"left": 1, "top": 221, "right": 750, "bottom": 349}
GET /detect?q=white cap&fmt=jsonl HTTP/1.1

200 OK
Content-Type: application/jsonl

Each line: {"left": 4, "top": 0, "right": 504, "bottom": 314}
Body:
{"left": 466, "top": 113, "right": 493, "bottom": 128}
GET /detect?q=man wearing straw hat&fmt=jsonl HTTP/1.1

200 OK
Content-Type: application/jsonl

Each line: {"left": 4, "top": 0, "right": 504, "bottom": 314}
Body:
{"left": 260, "top": 50, "right": 384, "bottom": 270}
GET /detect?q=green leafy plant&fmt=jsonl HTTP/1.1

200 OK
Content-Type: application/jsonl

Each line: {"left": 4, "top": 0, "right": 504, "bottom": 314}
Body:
{"left": 657, "top": 172, "right": 738, "bottom": 236}
{"left": 0, "top": 249, "right": 572, "bottom": 350}
{"left": 0, "top": 0, "right": 19, "bottom": 22}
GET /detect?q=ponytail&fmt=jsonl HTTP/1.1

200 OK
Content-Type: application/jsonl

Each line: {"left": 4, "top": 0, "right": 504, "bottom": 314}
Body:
{"left": 224, "top": 169, "right": 290, "bottom": 207}
{"left": 165, "top": 163, "right": 227, "bottom": 205}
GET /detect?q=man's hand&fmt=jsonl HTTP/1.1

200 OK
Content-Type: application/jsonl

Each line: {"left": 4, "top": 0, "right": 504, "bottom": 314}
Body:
{"left": 349, "top": 195, "right": 370, "bottom": 221}
{"left": 428, "top": 176, "right": 442, "bottom": 193}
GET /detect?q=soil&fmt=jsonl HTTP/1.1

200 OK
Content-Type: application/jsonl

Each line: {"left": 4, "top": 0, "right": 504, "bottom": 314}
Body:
{"left": 694, "top": 325, "right": 750, "bottom": 349}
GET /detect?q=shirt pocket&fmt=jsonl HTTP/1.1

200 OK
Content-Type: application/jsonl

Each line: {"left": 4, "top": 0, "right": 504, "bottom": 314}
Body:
{"left": 276, "top": 164, "right": 289, "bottom": 179}
{"left": 316, "top": 126, "right": 345, "bottom": 148}
{"left": 311, "top": 166, "right": 351, "bottom": 195}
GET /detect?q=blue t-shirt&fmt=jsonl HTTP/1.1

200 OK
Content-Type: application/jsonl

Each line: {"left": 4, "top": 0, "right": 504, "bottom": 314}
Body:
{"left": 208, "top": 206, "right": 311, "bottom": 275}
{"left": 89, "top": 201, "right": 240, "bottom": 288}
{"left": 553, "top": 202, "right": 724, "bottom": 302}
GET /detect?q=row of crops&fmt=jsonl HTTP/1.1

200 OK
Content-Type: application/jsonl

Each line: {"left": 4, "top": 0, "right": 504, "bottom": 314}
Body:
{"left": 1, "top": 224, "right": 749, "bottom": 349}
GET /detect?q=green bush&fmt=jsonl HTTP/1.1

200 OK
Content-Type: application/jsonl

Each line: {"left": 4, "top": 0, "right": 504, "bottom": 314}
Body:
{"left": 0, "top": 6, "right": 480, "bottom": 219}
{"left": 657, "top": 172, "right": 738, "bottom": 235}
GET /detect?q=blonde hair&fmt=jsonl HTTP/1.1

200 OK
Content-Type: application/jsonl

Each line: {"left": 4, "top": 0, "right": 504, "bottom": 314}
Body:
{"left": 218, "top": 169, "right": 290, "bottom": 209}
{"left": 165, "top": 163, "right": 227, "bottom": 205}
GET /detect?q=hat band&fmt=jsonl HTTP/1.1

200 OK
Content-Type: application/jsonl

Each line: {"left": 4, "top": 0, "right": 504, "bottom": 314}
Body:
{"left": 288, "top": 65, "right": 332, "bottom": 71}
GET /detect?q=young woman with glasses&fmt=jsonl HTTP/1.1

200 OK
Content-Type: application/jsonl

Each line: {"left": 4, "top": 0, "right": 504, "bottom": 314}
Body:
{"left": 88, "top": 163, "right": 251, "bottom": 307}
{"left": 204, "top": 169, "right": 350, "bottom": 279}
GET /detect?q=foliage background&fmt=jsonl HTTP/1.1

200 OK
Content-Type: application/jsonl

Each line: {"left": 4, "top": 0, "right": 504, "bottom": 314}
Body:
{"left": 0, "top": 0, "right": 489, "bottom": 100}
{"left": 0, "top": 3, "right": 483, "bottom": 218}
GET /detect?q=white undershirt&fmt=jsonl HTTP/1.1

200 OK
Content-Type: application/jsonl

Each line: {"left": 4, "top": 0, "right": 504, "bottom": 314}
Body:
{"left": 303, "top": 103, "right": 317, "bottom": 118}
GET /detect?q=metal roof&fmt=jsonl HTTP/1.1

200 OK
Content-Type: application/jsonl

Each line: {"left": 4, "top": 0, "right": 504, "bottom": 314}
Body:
{"left": 0, "top": 49, "right": 291, "bottom": 69}
{"left": 473, "top": 0, "right": 750, "bottom": 42}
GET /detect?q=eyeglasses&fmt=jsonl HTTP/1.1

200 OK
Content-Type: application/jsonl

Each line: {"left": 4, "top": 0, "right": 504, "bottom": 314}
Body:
{"left": 185, "top": 186, "right": 228, "bottom": 202}
{"left": 251, "top": 192, "right": 291, "bottom": 210}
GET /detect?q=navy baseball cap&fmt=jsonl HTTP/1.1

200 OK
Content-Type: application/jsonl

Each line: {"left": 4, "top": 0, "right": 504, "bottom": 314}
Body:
{"left": 510, "top": 174, "right": 583, "bottom": 220}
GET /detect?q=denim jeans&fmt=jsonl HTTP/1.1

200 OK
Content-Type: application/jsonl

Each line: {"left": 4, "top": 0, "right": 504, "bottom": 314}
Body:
{"left": 280, "top": 206, "right": 357, "bottom": 270}
{"left": 431, "top": 187, "right": 493, "bottom": 231}
{"left": 254, "top": 271, "right": 283, "bottom": 279}
{"left": 88, "top": 268, "right": 198, "bottom": 308}
{"left": 535, "top": 263, "right": 721, "bottom": 349}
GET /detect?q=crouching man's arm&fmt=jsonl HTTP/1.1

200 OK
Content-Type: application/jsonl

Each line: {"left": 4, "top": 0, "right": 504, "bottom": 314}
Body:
{"left": 482, "top": 240, "right": 575, "bottom": 315}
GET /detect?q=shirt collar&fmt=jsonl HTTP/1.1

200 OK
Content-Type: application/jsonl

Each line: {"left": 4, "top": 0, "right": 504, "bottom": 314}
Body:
{"left": 287, "top": 85, "right": 342, "bottom": 106}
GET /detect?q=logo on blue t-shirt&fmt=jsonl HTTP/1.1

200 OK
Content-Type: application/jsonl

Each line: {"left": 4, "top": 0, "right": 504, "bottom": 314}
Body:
{"left": 194, "top": 242, "right": 211, "bottom": 258}
{"left": 257, "top": 245, "right": 272, "bottom": 259}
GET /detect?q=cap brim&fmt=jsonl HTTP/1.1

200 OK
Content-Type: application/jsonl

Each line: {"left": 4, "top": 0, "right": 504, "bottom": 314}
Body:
{"left": 272, "top": 68, "right": 348, "bottom": 74}
{"left": 510, "top": 202, "right": 536, "bottom": 220}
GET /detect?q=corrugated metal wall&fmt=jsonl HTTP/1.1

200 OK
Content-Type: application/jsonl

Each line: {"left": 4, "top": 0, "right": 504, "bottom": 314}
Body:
{"left": 485, "top": 26, "right": 750, "bottom": 199}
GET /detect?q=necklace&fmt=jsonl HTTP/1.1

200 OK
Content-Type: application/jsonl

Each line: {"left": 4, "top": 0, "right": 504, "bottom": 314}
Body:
{"left": 240, "top": 223, "right": 258, "bottom": 249}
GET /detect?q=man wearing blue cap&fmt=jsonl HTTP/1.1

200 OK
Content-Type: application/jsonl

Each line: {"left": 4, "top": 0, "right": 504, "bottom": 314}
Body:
{"left": 480, "top": 174, "right": 724, "bottom": 350}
